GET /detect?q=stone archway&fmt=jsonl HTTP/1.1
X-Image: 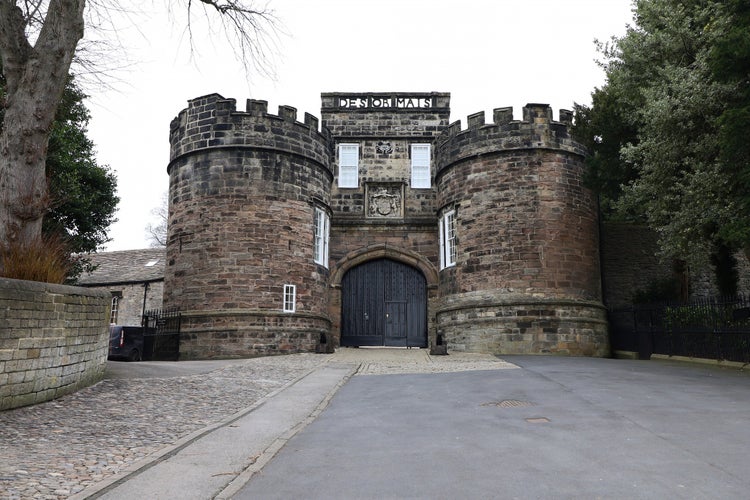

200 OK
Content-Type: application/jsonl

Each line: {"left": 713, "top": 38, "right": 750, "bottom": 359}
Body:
{"left": 329, "top": 245, "right": 438, "bottom": 349}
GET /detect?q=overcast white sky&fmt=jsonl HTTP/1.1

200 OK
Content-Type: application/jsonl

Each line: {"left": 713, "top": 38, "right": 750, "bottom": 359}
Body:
{"left": 86, "top": 0, "right": 634, "bottom": 251}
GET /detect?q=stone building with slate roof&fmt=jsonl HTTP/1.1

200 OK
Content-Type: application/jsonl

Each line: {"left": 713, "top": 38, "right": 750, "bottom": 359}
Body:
{"left": 77, "top": 248, "right": 165, "bottom": 326}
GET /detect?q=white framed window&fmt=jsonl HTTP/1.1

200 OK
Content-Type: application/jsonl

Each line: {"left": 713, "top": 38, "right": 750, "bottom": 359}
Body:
{"left": 439, "top": 210, "right": 457, "bottom": 270}
{"left": 314, "top": 208, "right": 330, "bottom": 267}
{"left": 110, "top": 295, "right": 120, "bottom": 324}
{"left": 338, "top": 143, "right": 359, "bottom": 188}
{"left": 283, "top": 284, "right": 296, "bottom": 313}
{"left": 411, "top": 144, "right": 431, "bottom": 189}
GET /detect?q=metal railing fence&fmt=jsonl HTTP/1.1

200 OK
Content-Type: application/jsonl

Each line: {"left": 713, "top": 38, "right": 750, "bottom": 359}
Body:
{"left": 609, "top": 295, "right": 750, "bottom": 363}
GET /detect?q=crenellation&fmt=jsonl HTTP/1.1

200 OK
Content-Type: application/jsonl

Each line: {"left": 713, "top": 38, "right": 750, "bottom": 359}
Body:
{"left": 304, "top": 112, "right": 319, "bottom": 130}
{"left": 435, "top": 103, "right": 586, "bottom": 179}
{"left": 165, "top": 90, "right": 607, "bottom": 358}
{"left": 467, "top": 111, "right": 485, "bottom": 129}
{"left": 493, "top": 107, "right": 514, "bottom": 125}
{"left": 278, "top": 104, "right": 297, "bottom": 122}
{"left": 559, "top": 109, "right": 573, "bottom": 126}
{"left": 247, "top": 99, "right": 268, "bottom": 115}
{"left": 523, "top": 103, "right": 553, "bottom": 123}
{"left": 214, "top": 97, "right": 237, "bottom": 116}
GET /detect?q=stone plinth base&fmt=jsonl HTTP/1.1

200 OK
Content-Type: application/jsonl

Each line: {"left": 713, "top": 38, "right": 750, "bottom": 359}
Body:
{"left": 177, "top": 309, "right": 330, "bottom": 359}
{"left": 436, "top": 296, "right": 609, "bottom": 357}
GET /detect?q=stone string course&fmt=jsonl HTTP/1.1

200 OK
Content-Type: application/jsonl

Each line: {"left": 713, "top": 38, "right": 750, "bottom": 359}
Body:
{"left": 0, "top": 278, "right": 110, "bottom": 411}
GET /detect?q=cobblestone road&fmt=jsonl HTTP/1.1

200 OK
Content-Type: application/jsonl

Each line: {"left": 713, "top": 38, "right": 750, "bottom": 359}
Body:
{"left": 0, "top": 350, "right": 515, "bottom": 499}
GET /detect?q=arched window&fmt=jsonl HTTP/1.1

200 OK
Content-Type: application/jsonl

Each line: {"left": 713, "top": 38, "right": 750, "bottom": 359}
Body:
{"left": 110, "top": 293, "right": 121, "bottom": 324}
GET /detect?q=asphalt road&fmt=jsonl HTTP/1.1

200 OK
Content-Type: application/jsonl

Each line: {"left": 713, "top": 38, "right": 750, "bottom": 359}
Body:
{"left": 234, "top": 356, "right": 750, "bottom": 500}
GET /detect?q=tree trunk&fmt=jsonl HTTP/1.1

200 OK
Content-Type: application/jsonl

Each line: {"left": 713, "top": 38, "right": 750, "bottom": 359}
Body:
{"left": 0, "top": 91, "right": 51, "bottom": 244}
{"left": 0, "top": 0, "right": 86, "bottom": 246}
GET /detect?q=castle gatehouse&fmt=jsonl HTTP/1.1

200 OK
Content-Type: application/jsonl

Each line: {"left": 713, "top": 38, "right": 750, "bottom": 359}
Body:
{"left": 164, "top": 92, "right": 609, "bottom": 359}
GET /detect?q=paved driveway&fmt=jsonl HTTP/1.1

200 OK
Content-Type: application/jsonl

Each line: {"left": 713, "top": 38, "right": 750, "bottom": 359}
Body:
{"left": 235, "top": 356, "right": 750, "bottom": 500}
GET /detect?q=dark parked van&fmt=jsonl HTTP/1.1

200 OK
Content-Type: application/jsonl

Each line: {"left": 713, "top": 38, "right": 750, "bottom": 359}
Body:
{"left": 108, "top": 326, "right": 145, "bottom": 361}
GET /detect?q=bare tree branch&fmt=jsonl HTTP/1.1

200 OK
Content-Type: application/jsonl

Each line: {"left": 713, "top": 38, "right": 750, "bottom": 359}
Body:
{"left": 180, "top": 0, "right": 282, "bottom": 80}
{"left": 0, "top": 0, "right": 281, "bottom": 252}
{"left": 145, "top": 191, "right": 168, "bottom": 248}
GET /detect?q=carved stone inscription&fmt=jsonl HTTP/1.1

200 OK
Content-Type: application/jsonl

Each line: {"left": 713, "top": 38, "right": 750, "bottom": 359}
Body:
{"left": 338, "top": 96, "right": 433, "bottom": 109}
{"left": 367, "top": 183, "right": 403, "bottom": 218}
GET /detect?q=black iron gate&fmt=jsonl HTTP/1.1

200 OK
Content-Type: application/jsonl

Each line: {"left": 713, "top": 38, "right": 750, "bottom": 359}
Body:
{"left": 341, "top": 258, "right": 427, "bottom": 347}
{"left": 141, "top": 307, "right": 181, "bottom": 361}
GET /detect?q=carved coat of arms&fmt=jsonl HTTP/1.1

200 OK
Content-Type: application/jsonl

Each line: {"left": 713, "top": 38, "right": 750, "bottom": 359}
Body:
{"left": 376, "top": 141, "right": 393, "bottom": 154}
{"left": 368, "top": 186, "right": 401, "bottom": 217}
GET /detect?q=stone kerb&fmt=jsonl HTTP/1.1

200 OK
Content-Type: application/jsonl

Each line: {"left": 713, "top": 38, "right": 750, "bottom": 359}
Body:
{"left": 0, "top": 277, "right": 110, "bottom": 410}
{"left": 168, "top": 93, "right": 331, "bottom": 174}
{"left": 435, "top": 103, "right": 585, "bottom": 177}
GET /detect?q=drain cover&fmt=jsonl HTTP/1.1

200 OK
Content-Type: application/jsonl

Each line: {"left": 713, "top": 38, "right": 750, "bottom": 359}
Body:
{"left": 525, "top": 417, "right": 550, "bottom": 423}
{"left": 481, "top": 399, "right": 534, "bottom": 408}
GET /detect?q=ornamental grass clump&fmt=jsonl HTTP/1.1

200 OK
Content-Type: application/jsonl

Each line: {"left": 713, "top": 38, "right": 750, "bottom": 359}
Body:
{"left": 0, "top": 234, "right": 70, "bottom": 284}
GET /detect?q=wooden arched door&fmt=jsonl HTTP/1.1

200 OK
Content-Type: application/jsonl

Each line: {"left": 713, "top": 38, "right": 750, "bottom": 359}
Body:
{"left": 341, "top": 258, "right": 427, "bottom": 347}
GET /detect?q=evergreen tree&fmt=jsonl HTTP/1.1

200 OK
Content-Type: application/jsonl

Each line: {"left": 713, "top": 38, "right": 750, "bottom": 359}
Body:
{"left": 1, "top": 69, "right": 118, "bottom": 280}
{"left": 45, "top": 77, "right": 119, "bottom": 257}
{"left": 573, "top": 0, "right": 750, "bottom": 292}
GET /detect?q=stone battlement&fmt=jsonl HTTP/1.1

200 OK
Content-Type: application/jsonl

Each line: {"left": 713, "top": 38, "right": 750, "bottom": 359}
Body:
{"left": 164, "top": 91, "right": 608, "bottom": 359}
{"left": 168, "top": 93, "right": 330, "bottom": 172}
{"left": 435, "top": 103, "right": 585, "bottom": 176}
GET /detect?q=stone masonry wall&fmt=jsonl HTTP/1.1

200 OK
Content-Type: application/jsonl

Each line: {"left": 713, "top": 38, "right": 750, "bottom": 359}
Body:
{"left": 322, "top": 92, "right": 450, "bottom": 221}
{"left": 322, "top": 93, "right": 449, "bottom": 348}
{"left": 434, "top": 104, "right": 608, "bottom": 356}
{"left": 600, "top": 223, "right": 673, "bottom": 307}
{"left": 165, "top": 94, "right": 332, "bottom": 358}
{"left": 601, "top": 222, "right": 750, "bottom": 307}
{"left": 117, "top": 281, "right": 163, "bottom": 326}
{"left": 0, "top": 278, "right": 110, "bottom": 410}
{"left": 84, "top": 281, "right": 163, "bottom": 326}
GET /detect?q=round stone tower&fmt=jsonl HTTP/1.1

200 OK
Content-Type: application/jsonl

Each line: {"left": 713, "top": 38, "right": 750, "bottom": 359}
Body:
{"left": 165, "top": 94, "right": 332, "bottom": 359}
{"left": 435, "top": 104, "right": 609, "bottom": 356}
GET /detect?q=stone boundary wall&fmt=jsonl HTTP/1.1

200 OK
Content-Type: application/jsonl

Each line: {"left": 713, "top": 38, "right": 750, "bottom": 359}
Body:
{"left": 601, "top": 222, "right": 750, "bottom": 306}
{"left": 600, "top": 223, "right": 673, "bottom": 308}
{"left": 0, "top": 278, "right": 110, "bottom": 410}
{"left": 178, "top": 310, "right": 330, "bottom": 359}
